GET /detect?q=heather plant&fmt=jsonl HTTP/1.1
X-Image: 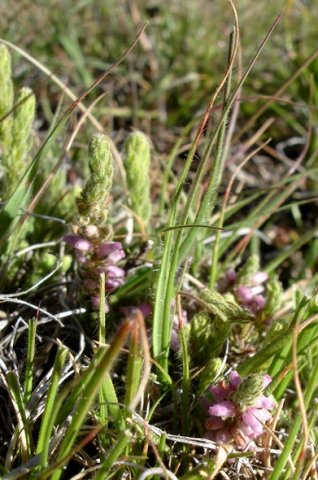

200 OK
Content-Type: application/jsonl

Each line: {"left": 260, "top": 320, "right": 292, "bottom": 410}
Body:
{"left": 64, "top": 133, "right": 126, "bottom": 310}
{"left": 203, "top": 371, "right": 275, "bottom": 449}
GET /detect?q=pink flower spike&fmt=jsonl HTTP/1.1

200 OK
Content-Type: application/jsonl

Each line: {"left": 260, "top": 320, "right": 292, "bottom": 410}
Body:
{"left": 209, "top": 400, "right": 236, "bottom": 418}
{"left": 238, "top": 419, "right": 255, "bottom": 438}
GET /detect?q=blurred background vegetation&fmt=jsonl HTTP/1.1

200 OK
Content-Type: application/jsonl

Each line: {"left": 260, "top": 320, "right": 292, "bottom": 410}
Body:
{"left": 1, "top": 0, "right": 317, "bottom": 138}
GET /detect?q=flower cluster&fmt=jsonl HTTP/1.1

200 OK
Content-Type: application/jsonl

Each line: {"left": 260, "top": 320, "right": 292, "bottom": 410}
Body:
{"left": 65, "top": 228, "right": 125, "bottom": 310}
{"left": 220, "top": 269, "right": 268, "bottom": 316}
{"left": 64, "top": 134, "right": 127, "bottom": 310}
{"left": 202, "top": 371, "right": 275, "bottom": 450}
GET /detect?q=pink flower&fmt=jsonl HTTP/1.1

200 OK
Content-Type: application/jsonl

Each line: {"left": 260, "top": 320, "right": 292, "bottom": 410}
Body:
{"left": 235, "top": 286, "right": 254, "bottom": 304}
{"left": 252, "top": 271, "right": 269, "bottom": 285}
{"left": 64, "top": 232, "right": 126, "bottom": 310}
{"left": 96, "top": 242, "right": 125, "bottom": 262}
{"left": 218, "top": 265, "right": 270, "bottom": 319}
{"left": 203, "top": 371, "right": 275, "bottom": 450}
{"left": 64, "top": 235, "right": 93, "bottom": 252}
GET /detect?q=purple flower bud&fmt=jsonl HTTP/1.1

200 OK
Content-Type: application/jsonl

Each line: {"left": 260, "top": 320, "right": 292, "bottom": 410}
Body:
{"left": 252, "top": 271, "right": 269, "bottom": 285}
{"left": 105, "top": 266, "right": 126, "bottom": 290}
{"left": 75, "top": 251, "right": 89, "bottom": 265}
{"left": 229, "top": 371, "right": 241, "bottom": 388}
{"left": 226, "top": 270, "right": 237, "bottom": 283}
{"left": 106, "top": 277, "right": 125, "bottom": 290}
{"left": 170, "top": 330, "right": 180, "bottom": 352}
{"left": 64, "top": 235, "right": 93, "bottom": 252}
{"left": 206, "top": 416, "right": 225, "bottom": 430}
{"left": 106, "top": 265, "right": 125, "bottom": 278}
{"left": 91, "top": 295, "right": 110, "bottom": 312}
{"left": 241, "top": 407, "right": 272, "bottom": 437}
{"left": 96, "top": 242, "right": 125, "bottom": 262}
{"left": 250, "top": 295, "right": 266, "bottom": 314}
{"left": 215, "top": 428, "right": 232, "bottom": 444}
{"left": 254, "top": 395, "right": 275, "bottom": 410}
{"left": 235, "top": 285, "right": 253, "bottom": 304}
{"left": 139, "top": 303, "right": 152, "bottom": 317}
{"left": 84, "top": 225, "right": 99, "bottom": 238}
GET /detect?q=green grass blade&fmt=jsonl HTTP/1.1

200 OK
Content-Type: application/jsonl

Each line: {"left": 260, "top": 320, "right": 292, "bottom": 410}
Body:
{"left": 6, "top": 371, "right": 32, "bottom": 458}
{"left": 95, "top": 429, "right": 132, "bottom": 480}
{"left": 36, "top": 346, "right": 68, "bottom": 468}
{"left": 23, "top": 318, "right": 36, "bottom": 403}
{"left": 50, "top": 320, "right": 132, "bottom": 480}
{"left": 270, "top": 361, "right": 318, "bottom": 480}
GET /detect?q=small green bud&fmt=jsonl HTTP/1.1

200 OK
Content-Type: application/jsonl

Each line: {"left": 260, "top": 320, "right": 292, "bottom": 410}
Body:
{"left": 237, "top": 255, "right": 260, "bottom": 285}
{"left": 200, "top": 288, "right": 252, "bottom": 323}
{"left": 124, "top": 131, "right": 152, "bottom": 227}
{"left": 77, "top": 134, "right": 113, "bottom": 225}
{"left": 262, "top": 276, "right": 283, "bottom": 319}
{"left": 88, "top": 134, "right": 113, "bottom": 187}
{"left": 232, "top": 373, "right": 264, "bottom": 409}
{"left": 265, "top": 318, "right": 289, "bottom": 345}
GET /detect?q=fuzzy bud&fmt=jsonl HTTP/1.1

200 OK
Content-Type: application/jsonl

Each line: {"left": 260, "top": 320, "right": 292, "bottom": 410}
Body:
{"left": 77, "top": 134, "right": 113, "bottom": 225}
{"left": 190, "top": 311, "right": 230, "bottom": 365}
{"left": 232, "top": 373, "right": 267, "bottom": 409}
{"left": 262, "top": 276, "right": 283, "bottom": 320}
{"left": 0, "top": 44, "right": 14, "bottom": 150}
{"left": 200, "top": 288, "right": 253, "bottom": 324}
{"left": 124, "top": 131, "right": 151, "bottom": 227}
